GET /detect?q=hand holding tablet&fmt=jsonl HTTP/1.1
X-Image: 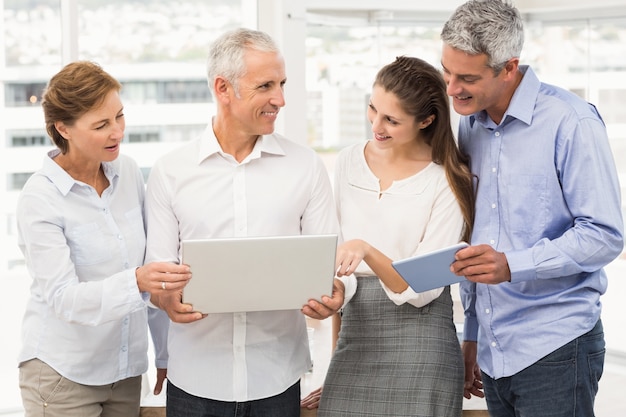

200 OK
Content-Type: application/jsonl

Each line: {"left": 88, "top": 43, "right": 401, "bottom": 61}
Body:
{"left": 391, "top": 242, "right": 469, "bottom": 293}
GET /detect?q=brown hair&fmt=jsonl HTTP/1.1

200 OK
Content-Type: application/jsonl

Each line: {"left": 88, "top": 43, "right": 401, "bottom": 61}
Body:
{"left": 41, "top": 61, "right": 122, "bottom": 154}
{"left": 374, "top": 56, "right": 475, "bottom": 241}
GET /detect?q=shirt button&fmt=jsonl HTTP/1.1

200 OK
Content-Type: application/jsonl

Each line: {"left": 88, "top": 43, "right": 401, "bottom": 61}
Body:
{"left": 491, "top": 342, "right": 497, "bottom": 347}
{"left": 491, "top": 203, "right": 496, "bottom": 209}
{"left": 121, "top": 346, "right": 127, "bottom": 352}
{"left": 490, "top": 239, "right": 495, "bottom": 245}
{"left": 485, "top": 309, "right": 490, "bottom": 314}
{"left": 495, "top": 132, "right": 500, "bottom": 137}
{"left": 492, "top": 167, "right": 496, "bottom": 173}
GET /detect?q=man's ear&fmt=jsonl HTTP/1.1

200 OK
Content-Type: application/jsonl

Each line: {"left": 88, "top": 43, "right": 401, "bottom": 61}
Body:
{"left": 213, "top": 76, "right": 232, "bottom": 104}
{"left": 503, "top": 58, "right": 520, "bottom": 80}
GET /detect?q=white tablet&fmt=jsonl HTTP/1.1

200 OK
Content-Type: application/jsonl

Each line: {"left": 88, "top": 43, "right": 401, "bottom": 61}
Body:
{"left": 391, "top": 242, "right": 469, "bottom": 293}
{"left": 181, "top": 234, "right": 338, "bottom": 314}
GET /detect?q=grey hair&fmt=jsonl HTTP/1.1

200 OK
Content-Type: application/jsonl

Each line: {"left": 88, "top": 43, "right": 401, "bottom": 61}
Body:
{"left": 206, "top": 28, "right": 279, "bottom": 96}
{"left": 441, "top": 0, "right": 524, "bottom": 74}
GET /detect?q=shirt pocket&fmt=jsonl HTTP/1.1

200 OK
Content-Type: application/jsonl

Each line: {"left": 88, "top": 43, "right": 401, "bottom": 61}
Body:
{"left": 67, "top": 222, "right": 113, "bottom": 266}
{"left": 504, "top": 174, "right": 548, "bottom": 242}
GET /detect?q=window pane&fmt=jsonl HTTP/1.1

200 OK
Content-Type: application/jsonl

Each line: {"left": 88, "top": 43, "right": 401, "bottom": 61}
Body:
{"left": 9, "top": 130, "right": 49, "bottom": 146}
{"left": 3, "top": 0, "right": 62, "bottom": 67}
{"left": 4, "top": 82, "right": 46, "bottom": 107}
{"left": 306, "top": 23, "right": 444, "bottom": 150}
{"left": 77, "top": 0, "right": 242, "bottom": 65}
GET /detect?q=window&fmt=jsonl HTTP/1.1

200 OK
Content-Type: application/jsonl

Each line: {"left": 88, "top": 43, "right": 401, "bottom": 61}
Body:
{"left": 127, "top": 130, "right": 160, "bottom": 143}
{"left": 8, "top": 173, "right": 34, "bottom": 190}
{"left": 3, "top": 0, "right": 62, "bottom": 67}
{"left": 76, "top": 0, "right": 242, "bottom": 66}
{"left": 9, "top": 131, "right": 49, "bottom": 147}
{"left": 305, "top": 23, "right": 443, "bottom": 149}
{"left": 598, "top": 89, "right": 626, "bottom": 124}
{"left": 4, "top": 83, "right": 47, "bottom": 107}
{"left": 121, "top": 80, "right": 212, "bottom": 104}
{"left": 161, "top": 80, "right": 212, "bottom": 103}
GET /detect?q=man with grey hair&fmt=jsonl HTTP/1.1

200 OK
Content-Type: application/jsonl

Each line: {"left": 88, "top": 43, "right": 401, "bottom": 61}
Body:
{"left": 145, "top": 28, "right": 343, "bottom": 417}
{"left": 444, "top": 1, "right": 623, "bottom": 416}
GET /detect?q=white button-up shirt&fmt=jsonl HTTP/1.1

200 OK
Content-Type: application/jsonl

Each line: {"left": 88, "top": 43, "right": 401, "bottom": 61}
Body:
{"left": 144, "top": 124, "right": 338, "bottom": 401}
{"left": 17, "top": 150, "right": 149, "bottom": 385}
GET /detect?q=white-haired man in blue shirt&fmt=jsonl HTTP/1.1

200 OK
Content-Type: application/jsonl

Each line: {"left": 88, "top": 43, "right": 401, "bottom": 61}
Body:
{"left": 444, "top": 1, "right": 624, "bottom": 417}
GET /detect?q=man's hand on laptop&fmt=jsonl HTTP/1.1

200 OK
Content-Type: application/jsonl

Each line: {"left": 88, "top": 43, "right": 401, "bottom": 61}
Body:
{"left": 151, "top": 291, "right": 205, "bottom": 323}
{"left": 302, "top": 278, "right": 345, "bottom": 320}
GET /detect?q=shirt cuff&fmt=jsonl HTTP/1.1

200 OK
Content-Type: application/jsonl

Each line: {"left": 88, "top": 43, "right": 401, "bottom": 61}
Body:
{"left": 505, "top": 249, "right": 537, "bottom": 283}
{"left": 154, "top": 359, "right": 168, "bottom": 369}
{"left": 463, "top": 316, "right": 479, "bottom": 342}
{"left": 380, "top": 281, "right": 443, "bottom": 308}
{"left": 337, "top": 275, "right": 357, "bottom": 307}
{"left": 123, "top": 268, "right": 146, "bottom": 304}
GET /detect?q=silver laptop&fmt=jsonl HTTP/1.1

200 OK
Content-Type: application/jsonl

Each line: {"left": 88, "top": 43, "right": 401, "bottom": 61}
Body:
{"left": 181, "top": 234, "right": 338, "bottom": 314}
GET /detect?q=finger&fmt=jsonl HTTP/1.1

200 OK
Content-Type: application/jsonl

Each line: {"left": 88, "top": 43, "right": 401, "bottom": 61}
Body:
{"left": 160, "top": 262, "right": 191, "bottom": 274}
{"left": 165, "top": 270, "right": 193, "bottom": 281}
{"left": 153, "top": 380, "right": 163, "bottom": 395}
{"left": 304, "top": 399, "right": 320, "bottom": 409}
{"left": 161, "top": 275, "right": 192, "bottom": 288}
{"left": 169, "top": 311, "right": 205, "bottom": 323}
{"left": 301, "top": 305, "right": 325, "bottom": 320}
{"left": 467, "top": 377, "right": 484, "bottom": 398}
{"left": 335, "top": 262, "right": 351, "bottom": 277}
{"left": 321, "top": 294, "right": 342, "bottom": 312}
{"left": 159, "top": 280, "right": 189, "bottom": 292}
{"left": 316, "top": 297, "right": 338, "bottom": 316}
{"left": 300, "top": 394, "right": 319, "bottom": 407}
{"left": 302, "top": 301, "right": 332, "bottom": 320}
{"left": 469, "top": 387, "right": 485, "bottom": 398}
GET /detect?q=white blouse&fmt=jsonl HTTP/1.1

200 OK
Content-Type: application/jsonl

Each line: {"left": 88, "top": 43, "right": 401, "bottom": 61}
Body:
{"left": 17, "top": 150, "right": 149, "bottom": 385}
{"left": 334, "top": 141, "right": 465, "bottom": 308}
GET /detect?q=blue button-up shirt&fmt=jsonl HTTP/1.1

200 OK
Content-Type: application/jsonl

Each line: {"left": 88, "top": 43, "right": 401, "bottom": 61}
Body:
{"left": 458, "top": 65, "right": 624, "bottom": 379}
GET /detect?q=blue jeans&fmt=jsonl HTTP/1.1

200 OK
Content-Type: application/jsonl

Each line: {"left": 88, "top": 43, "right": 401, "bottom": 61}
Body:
{"left": 482, "top": 319, "right": 605, "bottom": 417}
{"left": 166, "top": 380, "right": 301, "bottom": 417}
